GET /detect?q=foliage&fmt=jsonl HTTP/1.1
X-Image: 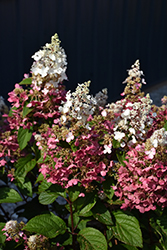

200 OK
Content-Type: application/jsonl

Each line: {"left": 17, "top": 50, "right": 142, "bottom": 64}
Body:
{"left": 0, "top": 33, "right": 167, "bottom": 249}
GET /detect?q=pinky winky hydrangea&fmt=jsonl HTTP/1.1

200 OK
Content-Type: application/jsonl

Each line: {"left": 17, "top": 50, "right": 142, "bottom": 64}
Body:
{"left": 1, "top": 33, "right": 167, "bottom": 250}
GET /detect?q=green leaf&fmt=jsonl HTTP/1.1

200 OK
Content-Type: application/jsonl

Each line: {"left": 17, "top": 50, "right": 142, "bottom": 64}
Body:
{"left": 68, "top": 185, "right": 81, "bottom": 202}
{"left": 68, "top": 212, "right": 80, "bottom": 229}
{"left": 0, "top": 222, "right": 6, "bottom": 244}
{"left": 91, "top": 201, "right": 113, "bottom": 225}
{"left": 23, "top": 106, "right": 33, "bottom": 117}
{"left": 38, "top": 179, "right": 52, "bottom": 193}
{"left": 164, "top": 119, "right": 167, "bottom": 131}
{"left": 112, "top": 210, "right": 143, "bottom": 247}
{"left": 116, "top": 150, "right": 126, "bottom": 166}
{"left": 15, "top": 156, "right": 36, "bottom": 178}
{"left": 17, "top": 127, "right": 32, "bottom": 150}
{"left": 103, "top": 177, "right": 115, "bottom": 200}
{"left": 77, "top": 227, "right": 107, "bottom": 250}
{"left": 39, "top": 191, "right": 58, "bottom": 205}
{"left": 19, "top": 78, "right": 32, "bottom": 85}
{"left": 8, "top": 106, "right": 17, "bottom": 117}
{"left": 35, "top": 172, "right": 44, "bottom": 183}
{"left": 23, "top": 212, "right": 66, "bottom": 238}
{"left": 156, "top": 216, "right": 167, "bottom": 236}
{"left": 112, "top": 138, "right": 120, "bottom": 148}
{"left": 79, "top": 192, "right": 97, "bottom": 217}
{"left": 106, "top": 228, "right": 114, "bottom": 245}
{"left": 0, "top": 187, "right": 22, "bottom": 203}
{"left": 78, "top": 219, "right": 90, "bottom": 230}
{"left": 16, "top": 177, "right": 32, "bottom": 197}
{"left": 49, "top": 184, "right": 66, "bottom": 198}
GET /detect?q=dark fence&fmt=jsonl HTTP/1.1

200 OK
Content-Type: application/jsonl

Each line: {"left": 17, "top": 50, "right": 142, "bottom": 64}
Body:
{"left": 0, "top": 0, "right": 167, "bottom": 102}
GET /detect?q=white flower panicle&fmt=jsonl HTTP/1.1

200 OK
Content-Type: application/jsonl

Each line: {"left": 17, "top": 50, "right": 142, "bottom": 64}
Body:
{"left": 149, "top": 128, "right": 167, "bottom": 148}
{"left": 59, "top": 81, "right": 107, "bottom": 127}
{"left": 31, "top": 33, "right": 67, "bottom": 85}
{"left": 123, "top": 59, "right": 146, "bottom": 84}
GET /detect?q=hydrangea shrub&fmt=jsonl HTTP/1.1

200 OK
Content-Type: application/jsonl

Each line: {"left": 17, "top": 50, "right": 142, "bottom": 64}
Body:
{"left": 0, "top": 33, "right": 167, "bottom": 249}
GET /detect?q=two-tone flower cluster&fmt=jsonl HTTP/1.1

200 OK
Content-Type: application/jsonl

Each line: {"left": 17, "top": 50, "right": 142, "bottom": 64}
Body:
{"left": 1, "top": 32, "right": 167, "bottom": 216}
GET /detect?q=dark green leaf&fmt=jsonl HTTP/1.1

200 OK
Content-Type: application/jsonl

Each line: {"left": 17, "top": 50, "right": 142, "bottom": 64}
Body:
{"left": 116, "top": 150, "right": 126, "bottom": 166}
{"left": 0, "top": 222, "right": 6, "bottom": 244}
{"left": 56, "top": 140, "right": 71, "bottom": 148}
{"left": 38, "top": 180, "right": 52, "bottom": 193}
{"left": 164, "top": 119, "right": 167, "bottom": 131}
{"left": 92, "top": 201, "right": 113, "bottom": 225}
{"left": 49, "top": 184, "right": 66, "bottom": 198}
{"left": 78, "top": 219, "right": 90, "bottom": 230}
{"left": 17, "top": 127, "right": 32, "bottom": 150}
{"left": 112, "top": 139, "right": 120, "bottom": 148}
{"left": 39, "top": 191, "right": 58, "bottom": 205}
{"left": 68, "top": 185, "right": 81, "bottom": 202}
{"left": 103, "top": 177, "right": 115, "bottom": 200}
{"left": 156, "top": 216, "right": 167, "bottom": 236}
{"left": 16, "top": 177, "right": 32, "bottom": 197}
{"left": 79, "top": 192, "right": 97, "bottom": 217}
{"left": 77, "top": 227, "right": 107, "bottom": 250}
{"left": 23, "top": 212, "right": 66, "bottom": 238}
{"left": 0, "top": 187, "right": 22, "bottom": 203}
{"left": 15, "top": 157, "right": 36, "bottom": 178}
{"left": 19, "top": 78, "right": 32, "bottom": 85}
{"left": 68, "top": 212, "right": 80, "bottom": 229}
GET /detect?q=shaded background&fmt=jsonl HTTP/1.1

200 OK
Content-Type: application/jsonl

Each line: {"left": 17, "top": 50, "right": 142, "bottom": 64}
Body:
{"left": 0, "top": 0, "right": 167, "bottom": 102}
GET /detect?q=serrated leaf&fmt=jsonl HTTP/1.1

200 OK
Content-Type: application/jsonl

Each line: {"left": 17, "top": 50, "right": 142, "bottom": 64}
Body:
{"left": 112, "top": 210, "right": 143, "bottom": 247}
{"left": 77, "top": 227, "right": 107, "bottom": 250}
{"left": 92, "top": 201, "right": 113, "bottom": 225}
{"left": 38, "top": 179, "right": 52, "bottom": 192}
{"left": 39, "top": 191, "right": 58, "bottom": 205}
{"left": 19, "top": 78, "right": 32, "bottom": 85}
{"left": 15, "top": 157, "right": 36, "bottom": 178}
{"left": 23, "top": 212, "right": 66, "bottom": 238}
{"left": 0, "top": 187, "right": 22, "bottom": 203}
{"left": 17, "top": 127, "right": 32, "bottom": 150}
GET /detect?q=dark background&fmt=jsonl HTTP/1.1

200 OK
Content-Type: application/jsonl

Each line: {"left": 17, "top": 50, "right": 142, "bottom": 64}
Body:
{"left": 0, "top": 0, "right": 167, "bottom": 102}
